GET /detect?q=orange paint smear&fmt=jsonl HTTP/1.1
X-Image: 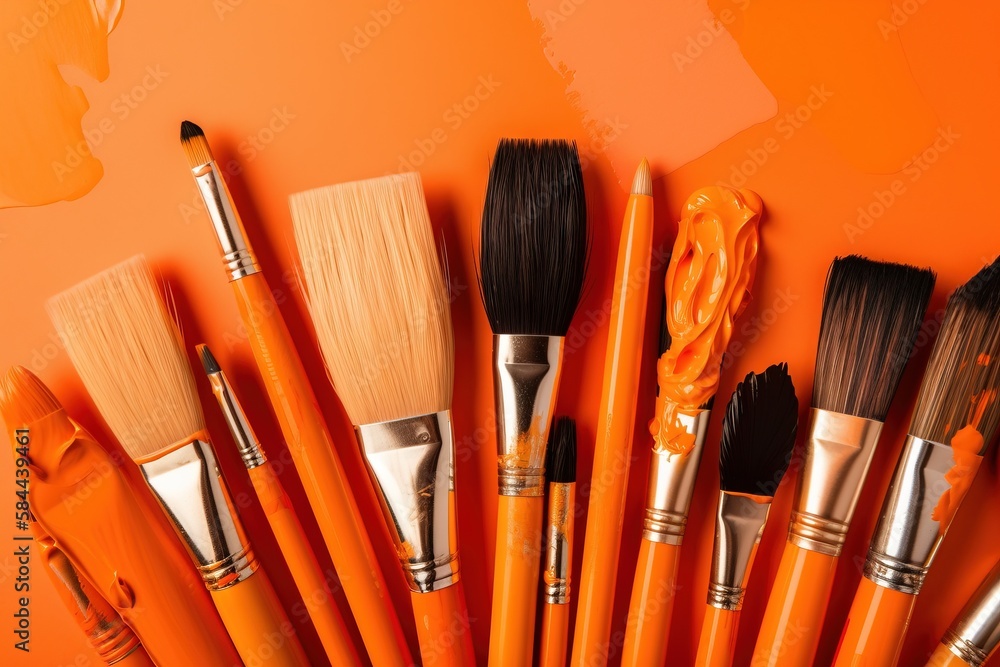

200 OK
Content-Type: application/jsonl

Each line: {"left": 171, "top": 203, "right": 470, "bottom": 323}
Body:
{"left": 651, "top": 186, "right": 761, "bottom": 455}
{"left": 0, "top": 0, "right": 123, "bottom": 208}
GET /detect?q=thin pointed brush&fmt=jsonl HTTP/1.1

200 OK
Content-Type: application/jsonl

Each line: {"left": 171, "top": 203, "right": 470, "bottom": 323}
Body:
{"left": 290, "top": 172, "right": 475, "bottom": 665}
{"left": 753, "top": 255, "right": 935, "bottom": 667}
{"left": 47, "top": 256, "right": 308, "bottom": 667}
{"left": 539, "top": 417, "right": 577, "bottom": 667}
{"left": 834, "top": 257, "right": 1000, "bottom": 667}
{"left": 694, "top": 363, "right": 799, "bottom": 667}
{"left": 180, "top": 121, "right": 410, "bottom": 667}
{"left": 479, "top": 138, "right": 588, "bottom": 667}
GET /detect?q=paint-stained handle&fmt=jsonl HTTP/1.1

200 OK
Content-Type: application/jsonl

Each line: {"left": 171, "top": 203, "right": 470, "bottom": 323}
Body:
{"left": 752, "top": 542, "right": 838, "bottom": 667}
{"left": 621, "top": 540, "right": 682, "bottom": 667}
{"left": 540, "top": 602, "right": 571, "bottom": 667}
{"left": 411, "top": 583, "right": 476, "bottom": 666}
{"left": 489, "top": 495, "right": 544, "bottom": 667}
{"left": 211, "top": 572, "right": 310, "bottom": 667}
{"left": 832, "top": 577, "right": 917, "bottom": 667}
{"left": 696, "top": 605, "right": 740, "bottom": 667}
{"left": 925, "top": 643, "right": 971, "bottom": 667}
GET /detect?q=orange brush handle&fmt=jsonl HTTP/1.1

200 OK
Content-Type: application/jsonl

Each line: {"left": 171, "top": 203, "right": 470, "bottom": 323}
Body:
{"left": 695, "top": 605, "right": 741, "bottom": 667}
{"left": 248, "top": 463, "right": 361, "bottom": 666}
{"left": 540, "top": 602, "right": 570, "bottom": 667}
{"left": 233, "top": 275, "right": 411, "bottom": 665}
{"left": 489, "top": 494, "right": 544, "bottom": 666}
{"left": 752, "top": 542, "right": 838, "bottom": 667}
{"left": 411, "top": 583, "right": 476, "bottom": 666}
{"left": 833, "top": 577, "right": 917, "bottom": 667}
{"left": 621, "top": 540, "right": 682, "bottom": 667}
{"left": 925, "top": 644, "right": 971, "bottom": 667}
{"left": 211, "top": 570, "right": 309, "bottom": 666}
{"left": 115, "top": 650, "right": 156, "bottom": 667}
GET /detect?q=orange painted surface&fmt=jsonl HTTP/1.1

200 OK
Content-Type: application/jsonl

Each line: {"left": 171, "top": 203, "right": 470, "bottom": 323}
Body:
{"left": 410, "top": 584, "right": 476, "bottom": 667}
{"left": 621, "top": 540, "right": 682, "bottom": 667}
{"left": 696, "top": 605, "right": 740, "bottom": 667}
{"left": 1, "top": 2, "right": 999, "bottom": 665}
{"left": 833, "top": 578, "right": 916, "bottom": 667}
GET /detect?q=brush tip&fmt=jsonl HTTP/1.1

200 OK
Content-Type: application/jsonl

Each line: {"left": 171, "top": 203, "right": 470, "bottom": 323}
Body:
{"left": 196, "top": 344, "right": 220, "bottom": 375}
{"left": 180, "top": 120, "right": 204, "bottom": 142}
{"left": 546, "top": 417, "right": 577, "bottom": 484}
{"left": 631, "top": 158, "right": 652, "bottom": 196}
{"left": 0, "top": 366, "right": 62, "bottom": 427}
{"left": 179, "top": 120, "right": 213, "bottom": 168}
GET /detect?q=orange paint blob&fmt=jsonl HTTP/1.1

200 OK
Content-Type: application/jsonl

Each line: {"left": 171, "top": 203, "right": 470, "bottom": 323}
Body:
{"left": 0, "top": 0, "right": 123, "bottom": 208}
{"left": 651, "top": 186, "right": 761, "bottom": 454}
{"left": 931, "top": 388, "right": 995, "bottom": 531}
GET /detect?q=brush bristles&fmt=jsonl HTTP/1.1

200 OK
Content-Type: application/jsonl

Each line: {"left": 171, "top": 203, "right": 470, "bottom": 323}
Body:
{"left": 631, "top": 158, "right": 652, "bottom": 196}
{"left": 179, "top": 120, "right": 213, "bottom": 169}
{"left": 479, "top": 138, "right": 588, "bottom": 336}
{"left": 910, "top": 257, "right": 1000, "bottom": 446}
{"left": 290, "top": 173, "right": 454, "bottom": 425}
{"left": 719, "top": 363, "right": 798, "bottom": 495}
{"left": 546, "top": 417, "right": 577, "bottom": 484}
{"left": 198, "top": 344, "right": 221, "bottom": 375}
{"left": 47, "top": 256, "right": 204, "bottom": 459}
{"left": 0, "top": 367, "right": 62, "bottom": 428}
{"left": 812, "top": 255, "right": 935, "bottom": 421}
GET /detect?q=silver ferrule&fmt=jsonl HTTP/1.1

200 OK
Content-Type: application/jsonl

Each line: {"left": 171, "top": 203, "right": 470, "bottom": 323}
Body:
{"left": 206, "top": 370, "right": 267, "bottom": 470}
{"left": 641, "top": 409, "right": 711, "bottom": 544}
{"left": 543, "top": 482, "right": 575, "bottom": 604}
{"left": 138, "top": 439, "right": 258, "bottom": 590}
{"left": 864, "top": 434, "right": 981, "bottom": 594}
{"left": 356, "top": 411, "right": 459, "bottom": 593}
{"left": 788, "top": 409, "right": 884, "bottom": 556}
{"left": 942, "top": 559, "right": 1000, "bottom": 666}
{"left": 192, "top": 161, "right": 260, "bottom": 281}
{"left": 707, "top": 491, "right": 772, "bottom": 611}
{"left": 493, "top": 334, "right": 564, "bottom": 497}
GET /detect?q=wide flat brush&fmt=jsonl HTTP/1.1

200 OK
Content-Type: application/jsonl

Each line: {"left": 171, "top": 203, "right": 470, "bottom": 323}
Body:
{"left": 834, "top": 257, "right": 1000, "bottom": 667}
{"left": 753, "top": 255, "right": 935, "bottom": 667}
{"left": 479, "top": 138, "right": 588, "bottom": 667}
{"left": 48, "top": 256, "right": 308, "bottom": 667}
{"left": 180, "top": 121, "right": 410, "bottom": 667}
{"left": 694, "top": 363, "right": 798, "bottom": 667}
{"left": 290, "top": 172, "right": 475, "bottom": 665}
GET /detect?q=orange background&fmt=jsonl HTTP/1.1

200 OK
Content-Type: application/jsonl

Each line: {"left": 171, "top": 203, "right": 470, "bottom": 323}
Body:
{"left": 2, "top": 1, "right": 1000, "bottom": 665}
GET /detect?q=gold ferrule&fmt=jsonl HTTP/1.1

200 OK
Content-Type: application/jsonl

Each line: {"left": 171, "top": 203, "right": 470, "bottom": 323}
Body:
{"left": 207, "top": 370, "right": 267, "bottom": 470}
{"left": 543, "top": 481, "right": 575, "bottom": 604}
{"left": 356, "top": 411, "right": 459, "bottom": 593}
{"left": 864, "top": 434, "right": 980, "bottom": 594}
{"left": 707, "top": 491, "right": 772, "bottom": 611}
{"left": 788, "top": 409, "right": 883, "bottom": 556}
{"left": 942, "top": 559, "right": 1000, "bottom": 667}
{"left": 642, "top": 408, "right": 711, "bottom": 545}
{"left": 191, "top": 160, "right": 260, "bottom": 281}
{"left": 493, "top": 334, "right": 564, "bottom": 497}
{"left": 138, "top": 439, "right": 258, "bottom": 590}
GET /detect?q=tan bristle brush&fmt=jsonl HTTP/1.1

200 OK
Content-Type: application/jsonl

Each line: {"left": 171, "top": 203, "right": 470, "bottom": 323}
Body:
{"left": 290, "top": 172, "right": 476, "bottom": 666}
{"left": 48, "top": 256, "right": 309, "bottom": 667}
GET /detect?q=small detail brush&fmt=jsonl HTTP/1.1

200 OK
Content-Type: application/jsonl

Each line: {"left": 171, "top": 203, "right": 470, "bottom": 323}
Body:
{"left": 539, "top": 417, "right": 577, "bottom": 667}
{"left": 834, "top": 257, "right": 1000, "bottom": 667}
{"left": 199, "top": 344, "right": 361, "bottom": 666}
{"left": 48, "top": 256, "right": 308, "bottom": 667}
{"left": 926, "top": 558, "right": 1000, "bottom": 667}
{"left": 479, "top": 138, "right": 588, "bottom": 667}
{"left": 753, "top": 255, "right": 935, "bottom": 667}
{"left": 695, "top": 363, "right": 799, "bottom": 667}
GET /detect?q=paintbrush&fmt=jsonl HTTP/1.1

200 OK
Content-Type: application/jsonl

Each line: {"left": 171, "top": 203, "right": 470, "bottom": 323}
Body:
{"left": 694, "top": 363, "right": 799, "bottom": 667}
{"left": 752, "top": 255, "right": 935, "bottom": 667}
{"left": 180, "top": 121, "right": 410, "bottom": 666}
{"left": 926, "top": 558, "right": 1000, "bottom": 667}
{"left": 539, "top": 417, "right": 577, "bottom": 667}
{"left": 48, "top": 256, "right": 309, "bottom": 667}
{"left": 290, "top": 172, "right": 475, "bottom": 666}
{"left": 834, "top": 257, "right": 1000, "bottom": 667}
{"left": 479, "top": 138, "right": 588, "bottom": 667}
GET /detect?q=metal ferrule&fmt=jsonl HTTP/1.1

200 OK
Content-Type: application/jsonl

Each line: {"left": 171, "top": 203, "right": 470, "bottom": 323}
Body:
{"left": 191, "top": 160, "right": 260, "bottom": 281}
{"left": 138, "top": 439, "right": 258, "bottom": 590}
{"left": 788, "top": 409, "right": 884, "bottom": 556}
{"left": 543, "top": 482, "right": 575, "bottom": 604}
{"left": 206, "top": 370, "right": 267, "bottom": 470}
{"left": 942, "top": 560, "right": 1000, "bottom": 667}
{"left": 641, "top": 408, "right": 711, "bottom": 544}
{"left": 493, "top": 334, "right": 564, "bottom": 497}
{"left": 707, "top": 491, "right": 772, "bottom": 611}
{"left": 356, "top": 411, "right": 459, "bottom": 593}
{"left": 864, "top": 434, "right": 979, "bottom": 594}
